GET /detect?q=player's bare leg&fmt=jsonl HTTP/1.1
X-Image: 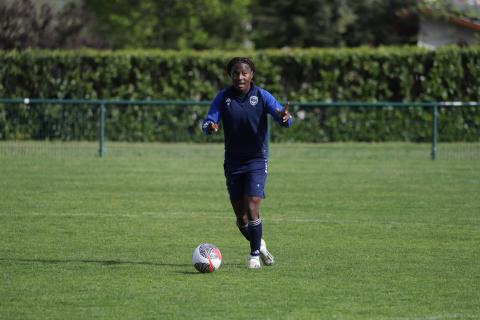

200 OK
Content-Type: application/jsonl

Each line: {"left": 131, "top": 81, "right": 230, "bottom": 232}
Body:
{"left": 231, "top": 199, "right": 249, "bottom": 239}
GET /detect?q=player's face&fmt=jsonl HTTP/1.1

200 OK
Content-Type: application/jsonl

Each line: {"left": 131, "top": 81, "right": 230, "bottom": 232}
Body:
{"left": 230, "top": 62, "right": 253, "bottom": 94}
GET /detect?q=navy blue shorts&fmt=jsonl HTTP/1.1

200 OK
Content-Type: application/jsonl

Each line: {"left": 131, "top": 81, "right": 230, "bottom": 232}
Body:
{"left": 224, "top": 160, "right": 268, "bottom": 201}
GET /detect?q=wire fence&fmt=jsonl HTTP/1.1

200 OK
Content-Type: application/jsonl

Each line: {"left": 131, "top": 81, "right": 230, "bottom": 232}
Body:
{"left": 0, "top": 98, "right": 479, "bottom": 160}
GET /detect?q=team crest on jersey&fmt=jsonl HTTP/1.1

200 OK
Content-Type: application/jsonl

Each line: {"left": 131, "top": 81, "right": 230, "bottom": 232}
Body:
{"left": 226, "top": 98, "right": 231, "bottom": 107}
{"left": 250, "top": 96, "right": 259, "bottom": 106}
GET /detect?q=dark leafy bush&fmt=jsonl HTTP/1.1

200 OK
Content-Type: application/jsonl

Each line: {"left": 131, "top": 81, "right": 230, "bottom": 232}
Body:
{"left": 0, "top": 47, "right": 479, "bottom": 142}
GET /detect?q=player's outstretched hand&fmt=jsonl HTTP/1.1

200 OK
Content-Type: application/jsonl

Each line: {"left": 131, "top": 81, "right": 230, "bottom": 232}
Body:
{"left": 208, "top": 122, "right": 219, "bottom": 133}
{"left": 278, "top": 101, "right": 290, "bottom": 123}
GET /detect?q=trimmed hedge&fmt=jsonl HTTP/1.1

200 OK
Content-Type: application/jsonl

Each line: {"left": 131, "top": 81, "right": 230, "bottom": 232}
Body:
{"left": 0, "top": 47, "right": 479, "bottom": 142}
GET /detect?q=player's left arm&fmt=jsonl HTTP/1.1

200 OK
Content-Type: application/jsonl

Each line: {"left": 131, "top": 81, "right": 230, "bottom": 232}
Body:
{"left": 260, "top": 88, "right": 293, "bottom": 128}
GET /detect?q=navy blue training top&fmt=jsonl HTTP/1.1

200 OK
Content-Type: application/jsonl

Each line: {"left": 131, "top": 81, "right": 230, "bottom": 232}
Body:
{"left": 203, "top": 84, "right": 293, "bottom": 164}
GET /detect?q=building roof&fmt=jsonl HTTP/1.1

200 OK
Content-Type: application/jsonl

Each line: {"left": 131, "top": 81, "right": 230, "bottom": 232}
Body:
{"left": 398, "top": 0, "right": 480, "bottom": 32}
{"left": 421, "top": 7, "right": 480, "bottom": 31}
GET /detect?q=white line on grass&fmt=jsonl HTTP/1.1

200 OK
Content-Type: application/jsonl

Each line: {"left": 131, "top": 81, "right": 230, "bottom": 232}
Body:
{"left": 2, "top": 211, "right": 478, "bottom": 229}
{"left": 382, "top": 313, "right": 468, "bottom": 320}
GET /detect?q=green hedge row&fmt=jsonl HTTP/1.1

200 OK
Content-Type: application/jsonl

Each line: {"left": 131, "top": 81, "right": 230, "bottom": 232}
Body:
{"left": 1, "top": 47, "right": 479, "bottom": 142}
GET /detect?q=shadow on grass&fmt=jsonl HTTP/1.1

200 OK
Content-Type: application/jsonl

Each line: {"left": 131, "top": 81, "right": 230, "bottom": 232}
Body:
{"left": 0, "top": 257, "right": 190, "bottom": 267}
{"left": 0, "top": 257, "right": 244, "bottom": 274}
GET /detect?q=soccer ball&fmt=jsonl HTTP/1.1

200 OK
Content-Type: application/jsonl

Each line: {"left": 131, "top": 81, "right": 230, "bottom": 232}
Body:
{"left": 192, "top": 243, "right": 222, "bottom": 273}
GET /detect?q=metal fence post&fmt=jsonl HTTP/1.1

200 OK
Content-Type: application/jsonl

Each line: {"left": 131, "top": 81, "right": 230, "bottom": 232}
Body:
{"left": 431, "top": 103, "right": 438, "bottom": 160}
{"left": 98, "top": 103, "right": 106, "bottom": 158}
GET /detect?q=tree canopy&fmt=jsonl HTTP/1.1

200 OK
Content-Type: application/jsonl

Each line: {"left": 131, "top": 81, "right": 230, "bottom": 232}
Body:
{"left": 1, "top": 0, "right": 419, "bottom": 50}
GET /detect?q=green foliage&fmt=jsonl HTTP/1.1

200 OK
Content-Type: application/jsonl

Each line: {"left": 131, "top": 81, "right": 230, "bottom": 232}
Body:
{"left": 84, "top": 0, "right": 252, "bottom": 50}
{"left": 84, "top": 0, "right": 418, "bottom": 49}
{"left": 0, "top": 46, "right": 479, "bottom": 142}
{"left": 250, "top": 0, "right": 418, "bottom": 48}
{"left": 2, "top": 0, "right": 419, "bottom": 50}
{"left": 0, "top": 0, "right": 99, "bottom": 50}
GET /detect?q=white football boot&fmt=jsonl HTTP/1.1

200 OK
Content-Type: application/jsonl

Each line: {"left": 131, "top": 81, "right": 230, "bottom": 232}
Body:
{"left": 247, "top": 255, "right": 261, "bottom": 269}
{"left": 260, "top": 239, "right": 275, "bottom": 266}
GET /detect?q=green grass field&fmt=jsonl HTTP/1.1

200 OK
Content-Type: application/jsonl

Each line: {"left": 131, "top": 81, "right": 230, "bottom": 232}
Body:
{"left": 1, "top": 143, "right": 479, "bottom": 319}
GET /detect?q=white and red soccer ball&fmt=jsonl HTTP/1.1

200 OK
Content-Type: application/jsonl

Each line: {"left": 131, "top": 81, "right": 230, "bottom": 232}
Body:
{"left": 192, "top": 243, "right": 222, "bottom": 273}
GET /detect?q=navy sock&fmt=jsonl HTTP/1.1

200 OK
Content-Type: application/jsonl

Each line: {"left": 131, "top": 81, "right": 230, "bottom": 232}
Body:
{"left": 247, "top": 218, "right": 262, "bottom": 256}
{"left": 237, "top": 222, "right": 250, "bottom": 241}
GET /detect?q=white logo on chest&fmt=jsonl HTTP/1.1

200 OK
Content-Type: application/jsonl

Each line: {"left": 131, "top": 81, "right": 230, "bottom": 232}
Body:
{"left": 249, "top": 96, "right": 258, "bottom": 106}
{"left": 226, "top": 98, "right": 231, "bottom": 107}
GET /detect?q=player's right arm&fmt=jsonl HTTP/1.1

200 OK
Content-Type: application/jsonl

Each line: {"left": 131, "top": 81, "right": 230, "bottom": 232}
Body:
{"left": 202, "top": 90, "right": 224, "bottom": 135}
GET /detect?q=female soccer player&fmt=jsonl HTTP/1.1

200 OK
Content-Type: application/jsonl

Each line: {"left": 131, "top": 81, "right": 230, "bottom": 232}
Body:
{"left": 202, "top": 57, "right": 293, "bottom": 269}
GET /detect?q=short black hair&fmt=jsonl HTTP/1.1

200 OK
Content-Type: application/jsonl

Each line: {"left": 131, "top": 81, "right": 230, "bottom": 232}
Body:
{"left": 226, "top": 57, "right": 255, "bottom": 75}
